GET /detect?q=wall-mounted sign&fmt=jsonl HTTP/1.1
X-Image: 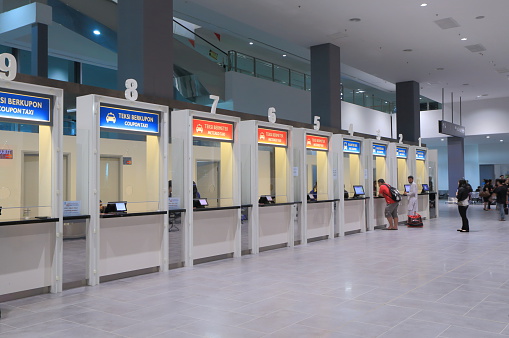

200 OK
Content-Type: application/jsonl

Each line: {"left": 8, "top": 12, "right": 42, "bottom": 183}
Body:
{"left": 416, "top": 149, "right": 426, "bottom": 161}
{"left": 0, "top": 89, "right": 51, "bottom": 124}
{"left": 258, "top": 127, "right": 287, "bottom": 146}
{"left": 123, "top": 157, "right": 132, "bottom": 165}
{"left": 100, "top": 104, "right": 159, "bottom": 134}
{"left": 63, "top": 201, "right": 81, "bottom": 217}
{"left": 0, "top": 149, "right": 13, "bottom": 159}
{"left": 306, "top": 134, "right": 329, "bottom": 151}
{"left": 396, "top": 147, "right": 408, "bottom": 159}
{"left": 373, "top": 143, "right": 387, "bottom": 157}
{"left": 343, "top": 139, "right": 361, "bottom": 154}
{"left": 192, "top": 118, "right": 234, "bottom": 141}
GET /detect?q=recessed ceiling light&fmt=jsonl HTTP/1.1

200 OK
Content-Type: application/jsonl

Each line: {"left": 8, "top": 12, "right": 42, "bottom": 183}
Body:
{"left": 486, "top": 136, "right": 490, "bottom": 139}
{"left": 462, "top": 83, "right": 469, "bottom": 86}
{"left": 349, "top": 18, "right": 361, "bottom": 22}
{"left": 500, "top": 140, "right": 504, "bottom": 142}
{"left": 420, "top": 3, "right": 428, "bottom": 6}
{"left": 475, "top": 16, "right": 485, "bottom": 19}
{"left": 403, "top": 49, "right": 413, "bottom": 52}
{"left": 441, "top": 138, "right": 445, "bottom": 141}
{"left": 357, "top": 90, "right": 365, "bottom": 93}
{"left": 282, "top": 54, "right": 287, "bottom": 57}
{"left": 93, "top": 29, "right": 101, "bottom": 35}
{"left": 461, "top": 37, "right": 467, "bottom": 41}
{"left": 249, "top": 42, "right": 253, "bottom": 45}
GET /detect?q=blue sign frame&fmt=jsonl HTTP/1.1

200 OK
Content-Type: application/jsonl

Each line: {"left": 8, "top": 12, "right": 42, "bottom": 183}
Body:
{"left": 99, "top": 104, "right": 160, "bottom": 134}
{"left": 373, "top": 143, "right": 387, "bottom": 157}
{"left": 0, "top": 89, "right": 52, "bottom": 125}
{"left": 416, "top": 149, "right": 426, "bottom": 161}
{"left": 343, "top": 139, "right": 361, "bottom": 154}
{"left": 396, "top": 147, "right": 408, "bottom": 159}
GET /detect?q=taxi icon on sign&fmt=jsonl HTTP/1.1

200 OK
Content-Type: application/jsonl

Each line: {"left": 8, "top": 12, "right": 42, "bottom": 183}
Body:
{"left": 106, "top": 112, "right": 116, "bottom": 123}
{"left": 196, "top": 124, "right": 203, "bottom": 133}
{"left": 259, "top": 132, "right": 265, "bottom": 140}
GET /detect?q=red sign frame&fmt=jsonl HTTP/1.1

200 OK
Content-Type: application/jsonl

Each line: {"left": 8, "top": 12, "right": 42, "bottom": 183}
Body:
{"left": 258, "top": 127, "right": 287, "bottom": 146}
{"left": 192, "top": 118, "right": 234, "bottom": 141}
{"left": 306, "top": 134, "right": 328, "bottom": 151}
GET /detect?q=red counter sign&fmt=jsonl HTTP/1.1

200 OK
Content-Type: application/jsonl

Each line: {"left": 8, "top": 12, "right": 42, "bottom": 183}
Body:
{"left": 306, "top": 135, "right": 328, "bottom": 151}
{"left": 192, "top": 118, "right": 233, "bottom": 141}
{"left": 258, "top": 127, "right": 287, "bottom": 146}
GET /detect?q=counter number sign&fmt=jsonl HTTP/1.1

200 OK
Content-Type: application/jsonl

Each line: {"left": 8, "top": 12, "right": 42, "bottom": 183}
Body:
{"left": 0, "top": 53, "right": 17, "bottom": 81}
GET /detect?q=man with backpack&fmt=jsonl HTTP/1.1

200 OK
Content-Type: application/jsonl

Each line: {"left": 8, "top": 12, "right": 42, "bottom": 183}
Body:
{"left": 378, "top": 178, "right": 400, "bottom": 230}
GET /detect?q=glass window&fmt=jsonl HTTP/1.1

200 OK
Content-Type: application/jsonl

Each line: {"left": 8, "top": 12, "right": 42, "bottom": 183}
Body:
{"left": 82, "top": 63, "right": 117, "bottom": 90}
{"left": 255, "top": 59, "right": 272, "bottom": 81}
{"left": 343, "top": 153, "right": 361, "bottom": 198}
{"left": 290, "top": 70, "right": 305, "bottom": 90}
{"left": 235, "top": 53, "right": 254, "bottom": 75}
{"left": 306, "top": 149, "right": 328, "bottom": 200}
{"left": 258, "top": 145, "right": 288, "bottom": 203}
{"left": 193, "top": 139, "right": 234, "bottom": 208}
{"left": 274, "top": 65, "right": 290, "bottom": 85}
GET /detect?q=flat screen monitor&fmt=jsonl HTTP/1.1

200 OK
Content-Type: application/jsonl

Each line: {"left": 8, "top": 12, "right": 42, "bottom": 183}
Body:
{"left": 353, "top": 185, "right": 365, "bottom": 196}
{"left": 193, "top": 199, "right": 208, "bottom": 208}
{"left": 422, "top": 184, "right": 429, "bottom": 191}
{"left": 308, "top": 194, "right": 316, "bottom": 201}
{"left": 259, "top": 195, "right": 275, "bottom": 204}
{"left": 404, "top": 184, "right": 411, "bottom": 193}
{"left": 105, "top": 201, "right": 127, "bottom": 213}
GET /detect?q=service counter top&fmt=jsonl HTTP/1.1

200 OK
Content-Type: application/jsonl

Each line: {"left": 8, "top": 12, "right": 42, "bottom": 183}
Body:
{"left": 168, "top": 209, "right": 186, "bottom": 213}
{"left": 100, "top": 211, "right": 167, "bottom": 219}
{"left": 345, "top": 197, "right": 370, "bottom": 201}
{"left": 194, "top": 205, "right": 241, "bottom": 212}
{"left": 259, "top": 201, "right": 302, "bottom": 207}
{"left": 307, "top": 199, "right": 340, "bottom": 204}
{"left": 0, "top": 217, "right": 59, "bottom": 227}
{"left": 63, "top": 215, "right": 91, "bottom": 221}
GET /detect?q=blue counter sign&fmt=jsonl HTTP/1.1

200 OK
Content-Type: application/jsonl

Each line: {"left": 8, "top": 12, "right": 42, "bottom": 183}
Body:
{"left": 0, "top": 90, "right": 51, "bottom": 124}
{"left": 396, "top": 147, "right": 408, "bottom": 159}
{"left": 343, "top": 139, "right": 361, "bottom": 154}
{"left": 100, "top": 105, "right": 159, "bottom": 134}
{"left": 416, "top": 150, "right": 426, "bottom": 161}
{"left": 373, "top": 143, "right": 387, "bottom": 156}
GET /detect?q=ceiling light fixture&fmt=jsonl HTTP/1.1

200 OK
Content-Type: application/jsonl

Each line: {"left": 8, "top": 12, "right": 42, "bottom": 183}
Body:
{"left": 93, "top": 29, "right": 101, "bottom": 35}
{"left": 349, "top": 18, "right": 361, "bottom": 22}
{"left": 461, "top": 37, "right": 467, "bottom": 41}
{"left": 501, "top": 140, "right": 504, "bottom": 142}
{"left": 436, "top": 67, "right": 444, "bottom": 70}
{"left": 403, "top": 49, "right": 413, "bottom": 52}
{"left": 282, "top": 54, "right": 287, "bottom": 57}
{"left": 420, "top": 3, "right": 428, "bottom": 6}
{"left": 486, "top": 136, "right": 490, "bottom": 139}
{"left": 441, "top": 138, "right": 445, "bottom": 141}
{"left": 249, "top": 42, "right": 253, "bottom": 45}
{"left": 475, "top": 16, "right": 485, "bottom": 19}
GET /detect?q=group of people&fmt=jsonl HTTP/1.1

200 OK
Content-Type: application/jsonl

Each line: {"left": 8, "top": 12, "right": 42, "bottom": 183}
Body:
{"left": 377, "top": 175, "right": 418, "bottom": 230}
{"left": 456, "top": 176, "right": 508, "bottom": 233}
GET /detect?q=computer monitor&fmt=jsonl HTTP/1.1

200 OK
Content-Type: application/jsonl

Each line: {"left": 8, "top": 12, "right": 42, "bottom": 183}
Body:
{"left": 308, "top": 193, "right": 316, "bottom": 201}
{"left": 104, "top": 201, "right": 127, "bottom": 213}
{"left": 258, "top": 195, "right": 275, "bottom": 204}
{"left": 353, "top": 185, "right": 365, "bottom": 196}
{"left": 193, "top": 198, "right": 208, "bottom": 208}
{"left": 422, "top": 184, "right": 429, "bottom": 192}
{"left": 404, "top": 184, "right": 411, "bottom": 193}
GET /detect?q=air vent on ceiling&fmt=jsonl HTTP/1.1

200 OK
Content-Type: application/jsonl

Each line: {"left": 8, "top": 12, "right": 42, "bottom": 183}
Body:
{"left": 434, "top": 17, "right": 460, "bottom": 29}
{"left": 496, "top": 67, "right": 509, "bottom": 74}
{"left": 465, "top": 44, "right": 486, "bottom": 52}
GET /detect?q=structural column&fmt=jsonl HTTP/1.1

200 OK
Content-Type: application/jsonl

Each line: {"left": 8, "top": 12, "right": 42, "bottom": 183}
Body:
{"left": 447, "top": 137, "right": 465, "bottom": 197}
{"left": 396, "top": 81, "right": 420, "bottom": 143}
{"left": 31, "top": 22, "right": 48, "bottom": 78}
{"left": 117, "top": 0, "right": 174, "bottom": 99}
{"left": 310, "top": 43, "right": 341, "bottom": 129}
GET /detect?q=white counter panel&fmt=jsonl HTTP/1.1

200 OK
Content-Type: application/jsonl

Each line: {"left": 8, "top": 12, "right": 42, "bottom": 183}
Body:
{"left": 193, "top": 209, "right": 238, "bottom": 260}
{"left": 307, "top": 202, "right": 332, "bottom": 239}
{"left": 344, "top": 200, "right": 366, "bottom": 232}
{"left": 259, "top": 205, "right": 291, "bottom": 248}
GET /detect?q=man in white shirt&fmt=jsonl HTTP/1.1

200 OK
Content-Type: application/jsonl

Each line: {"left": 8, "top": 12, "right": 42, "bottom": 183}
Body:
{"left": 404, "top": 175, "right": 418, "bottom": 216}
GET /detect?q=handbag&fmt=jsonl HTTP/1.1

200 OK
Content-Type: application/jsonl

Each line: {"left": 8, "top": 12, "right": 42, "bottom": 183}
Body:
{"left": 479, "top": 191, "right": 490, "bottom": 198}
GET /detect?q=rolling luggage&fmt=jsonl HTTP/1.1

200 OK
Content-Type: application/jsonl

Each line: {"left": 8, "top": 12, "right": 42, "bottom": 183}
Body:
{"left": 407, "top": 213, "right": 423, "bottom": 227}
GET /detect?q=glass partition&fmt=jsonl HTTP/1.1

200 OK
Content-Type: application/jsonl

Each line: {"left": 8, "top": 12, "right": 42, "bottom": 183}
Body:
{"left": 343, "top": 152, "right": 362, "bottom": 198}
{"left": 99, "top": 132, "right": 160, "bottom": 213}
{"left": 168, "top": 137, "right": 185, "bottom": 268}
{"left": 373, "top": 155, "right": 387, "bottom": 196}
{"left": 397, "top": 158, "right": 408, "bottom": 192}
{"left": 240, "top": 144, "right": 252, "bottom": 253}
{"left": 192, "top": 138, "right": 234, "bottom": 208}
{"left": 416, "top": 157, "right": 427, "bottom": 191}
{"left": 306, "top": 150, "right": 329, "bottom": 201}
{"left": 258, "top": 145, "right": 288, "bottom": 203}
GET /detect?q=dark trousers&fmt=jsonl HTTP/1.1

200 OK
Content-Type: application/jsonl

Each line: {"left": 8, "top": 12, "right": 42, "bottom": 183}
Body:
{"left": 458, "top": 205, "right": 469, "bottom": 231}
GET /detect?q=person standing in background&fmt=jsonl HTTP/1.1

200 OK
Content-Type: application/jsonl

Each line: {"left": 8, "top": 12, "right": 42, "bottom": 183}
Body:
{"left": 404, "top": 175, "right": 418, "bottom": 218}
{"left": 493, "top": 179, "right": 508, "bottom": 221}
{"left": 483, "top": 179, "right": 493, "bottom": 211}
{"left": 457, "top": 179, "right": 470, "bottom": 232}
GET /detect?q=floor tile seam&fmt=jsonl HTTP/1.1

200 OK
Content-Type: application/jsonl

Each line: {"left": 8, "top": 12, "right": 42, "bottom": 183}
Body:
{"left": 37, "top": 319, "right": 89, "bottom": 337}
{"left": 194, "top": 317, "right": 279, "bottom": 335}
{"left": 461, "top": 294, "right": 493, "bottom": 318}
{"left": 160, "top": 328, "right": 206, "bottom": 338}
{"left": 410, "top": 311, "right": 508, "bottom": 332}
{"left": 288, "top": 321, "right": 365, "bottom": 336}
{"left": 499, "top": 322, "right": 509, "bottom": 335}
{"left": 435, "top": 324, "right": 453, "bottom": 338}
{"left": 62, "top": 309, "right": 143, "bottom": 327}
{"left": 63, "top": 320, "right": 132, "bottom": 336}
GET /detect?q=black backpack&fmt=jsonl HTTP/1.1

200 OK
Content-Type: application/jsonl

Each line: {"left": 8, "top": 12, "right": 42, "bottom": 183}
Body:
{"left": 384, "top": 184, "right": 402, "bottom": 202}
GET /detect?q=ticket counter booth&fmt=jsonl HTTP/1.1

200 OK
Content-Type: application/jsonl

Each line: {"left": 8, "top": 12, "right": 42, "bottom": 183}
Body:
{"left": 294, "top": 129, "right": 335, "bottom": 242}
{"left": 239, "top": 121, "right": 295, "bottom": 253}
{"left": 390, "top": 144, "right": 410, "bottom": 220}
{"left": 412, "top": 146, "right": 430, "bottom": 219}
{"left": 368, "top": 140, "right": 392, "bottom": 230}
{"left": 334, "top": 135, "right": 368, "bottom": 235}
{"left": 0, "top": 80, "right": 63, "bottom": 297}
{"left": 172, "top": 110, "right": 240, "bottom": 266}
{"left": 76, "top": 95, "right": 168, "bottom": 285}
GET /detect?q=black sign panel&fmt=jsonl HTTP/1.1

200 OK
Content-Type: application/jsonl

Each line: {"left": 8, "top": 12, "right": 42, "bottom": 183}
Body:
{"left": 438, "top": 120, "right": 465, "bottom": 137}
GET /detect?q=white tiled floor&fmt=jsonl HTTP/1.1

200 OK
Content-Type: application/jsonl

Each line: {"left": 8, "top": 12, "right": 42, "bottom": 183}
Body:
{"left": 2, "top": 202, "right": 509, "bottom": 337}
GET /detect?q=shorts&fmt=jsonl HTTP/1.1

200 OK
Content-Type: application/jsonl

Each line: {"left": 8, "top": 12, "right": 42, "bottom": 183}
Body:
{"left": 385, "top": 202, "right": 399, "bottom": 218}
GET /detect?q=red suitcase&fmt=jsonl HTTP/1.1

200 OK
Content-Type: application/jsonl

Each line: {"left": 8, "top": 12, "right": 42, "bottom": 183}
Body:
{"left": 407, "top": 214, "right": 423, "bottom": 227}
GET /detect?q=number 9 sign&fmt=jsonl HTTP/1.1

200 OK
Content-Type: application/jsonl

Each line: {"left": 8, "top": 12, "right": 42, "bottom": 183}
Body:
{"left": 0, "top": 53, "right": 17, "bottom": 81}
